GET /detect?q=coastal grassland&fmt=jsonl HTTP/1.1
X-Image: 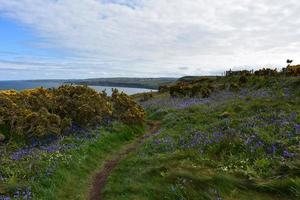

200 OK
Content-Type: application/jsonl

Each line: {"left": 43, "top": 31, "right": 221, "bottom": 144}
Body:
{"left": 0, "top": 123, "right": 144, "bottom": 200}
{"left": 103, "top": 77, "right": 300, "bottom": 200}
{"left": 0, "top": 85, "right": 146, "bottom": 199}
{"left": 32, "top": 123, "right": 144, "bottom": 200}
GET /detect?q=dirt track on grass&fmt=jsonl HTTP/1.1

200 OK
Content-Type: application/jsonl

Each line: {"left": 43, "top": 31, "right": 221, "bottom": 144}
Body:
{"left": 89, "top": 121, "right": 161, "bottom": 200}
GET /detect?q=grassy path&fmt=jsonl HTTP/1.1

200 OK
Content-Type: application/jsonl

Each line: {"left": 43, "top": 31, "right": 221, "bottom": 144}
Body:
{"left": 101, "top": 98, "right": 300, "bottom": 199}
{"left": 30, "top": 124, "right": 145, "bottom": 200}
{"left": 89, "top": 121, "right": 161, "bottom": 200}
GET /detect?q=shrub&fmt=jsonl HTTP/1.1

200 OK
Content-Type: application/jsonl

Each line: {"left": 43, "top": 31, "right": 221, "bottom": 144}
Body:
{"left": 111, "top": 89, "right": 145, "bottom": 124}
{"left": 283, "top": 65, "right": 300, "bottom": 76}
{"left": 140, "top": 92, "right": 153, "bottom": 102}
{"left": 239, "top": 76, "right": 247, "bottom": 84}
{"left": 169, "top": 83, "right": 188, "bottom": 97}
{"left": 254, "top": 68, "right": 278, "bottom": 76}
{"left": 158, "top": 85, "right": 170, "bottom": 93}
{"left": 229, "top": 83, "right": 240, "bottom": 92}
{"left": 169, "top": 82, "right": 214, "bottom": 98}
{"left": 0, "top": 86, "right": 145, "bottom": 142}
{"left": 23, "top": 107, "right": 62, "bottom": 137}
{"left": 52, "top": 85, "right": 112, "bottom": 126}
{"left": 201, "top": 87, "right": 212, "bottom": 98}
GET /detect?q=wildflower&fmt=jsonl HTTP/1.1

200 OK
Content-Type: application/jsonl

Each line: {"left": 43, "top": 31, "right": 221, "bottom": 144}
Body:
{"left": 11, "top": 148, "right": 31, "bottom": 161}
{"left": 294, "top": 124, "right": 300, "bottom": 134}
{"left": 266, "top": 145, "right": 276, "bottom": 155}
{"left": 282, "top": 150, "right": 294, "bottom": 158}
{"left": 0, "top": 195, "right": 11, "bottom": 200}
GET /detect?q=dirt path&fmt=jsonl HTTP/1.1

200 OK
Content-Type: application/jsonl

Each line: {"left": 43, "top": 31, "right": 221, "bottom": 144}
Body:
{"left": 89, "top": 121, "right": 161, "bottom": 200}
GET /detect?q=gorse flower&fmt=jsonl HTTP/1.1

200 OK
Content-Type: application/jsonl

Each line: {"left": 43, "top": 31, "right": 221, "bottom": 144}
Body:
{"left": 0, "top": 86, "right": 145, "bottom": 142}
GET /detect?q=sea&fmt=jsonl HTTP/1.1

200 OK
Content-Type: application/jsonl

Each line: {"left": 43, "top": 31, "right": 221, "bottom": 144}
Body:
{"left": 0, "top": 81, "right": 155, "bottom": 95}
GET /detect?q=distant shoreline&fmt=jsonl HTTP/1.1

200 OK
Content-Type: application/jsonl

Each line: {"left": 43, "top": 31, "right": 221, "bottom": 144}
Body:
{"left": 66, "top": 77, "right": 177, "bottom": 90}
{"left": 0, "top": 77, "right": 177, "bottom": 90}
{"left": 72, "top": 82, "right": 157, "bottom": 90}
{"left": 0, "top": 80, "right": 156, "bottom": 95}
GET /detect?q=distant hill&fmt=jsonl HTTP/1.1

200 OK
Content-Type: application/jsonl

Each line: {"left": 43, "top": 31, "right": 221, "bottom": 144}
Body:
{"left": 177, "top": 76, "right": 218, "bottom": 83}
{"left": 68, "top": 77, "right": 177, "bottom": 89}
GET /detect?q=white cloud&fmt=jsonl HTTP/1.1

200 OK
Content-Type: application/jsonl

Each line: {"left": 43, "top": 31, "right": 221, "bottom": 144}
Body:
{"left": 0, "top": 0, "right": 300, "bottom": 79}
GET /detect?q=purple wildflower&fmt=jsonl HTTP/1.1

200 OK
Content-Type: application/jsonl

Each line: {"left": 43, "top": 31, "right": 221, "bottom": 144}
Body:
{"left": 266, "top": 145, "right": 277, "bottom": 155}
{"left": 0, "top": 195, "right": 11, "bottom": 200}
{"left": 294, "top": 124, "right": 300, "bottom": 134}
{"left": 11, "top": 148, "right": 31, "bottom": 161}
{"left": 282, "top": 150, "right": 294, "bottom": 158}
{"left": 40, "top": 143, "right": 61, "bottom": 153}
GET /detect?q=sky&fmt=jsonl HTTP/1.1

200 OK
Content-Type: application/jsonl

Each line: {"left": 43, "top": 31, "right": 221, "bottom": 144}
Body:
{"left": 0, "top": 0, "right": 299, "bottom": 80}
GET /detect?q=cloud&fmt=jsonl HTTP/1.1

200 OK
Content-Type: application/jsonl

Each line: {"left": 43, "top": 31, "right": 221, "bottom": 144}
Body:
{"left": 0, "top": 0, "right": 300, "bottom": 79}
{"left": 178, "top": 67, "right": 189, "bottom": 71}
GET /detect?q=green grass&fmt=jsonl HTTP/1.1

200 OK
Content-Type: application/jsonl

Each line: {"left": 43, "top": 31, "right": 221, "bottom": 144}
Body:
{"left": 0, "top": 123, "right": 144, "bottom": 200}
{"left": 103, "top": 151, "right": 293, "bottom": 200}
{"left": 31, "top": 124, "right": 145, "bottom": 200}
{"left": 103, "top": 86, "right": 300, "bottom": 199}
{"left": 2, "top": 75, "right": 300, "bottom": 199}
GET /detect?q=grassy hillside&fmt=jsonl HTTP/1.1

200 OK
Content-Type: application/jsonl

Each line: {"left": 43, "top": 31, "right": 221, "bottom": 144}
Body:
{"left": 0, "top": 86, "right": 146, "bottom": 199}
{"left": 70, "top": 77, "right": 177, "bottom": 89}
{"left": 1, "top": 72, "right": 300, "bottom": 199}
{"left": 103, "top": 75, "right": 300, "bottom": 200}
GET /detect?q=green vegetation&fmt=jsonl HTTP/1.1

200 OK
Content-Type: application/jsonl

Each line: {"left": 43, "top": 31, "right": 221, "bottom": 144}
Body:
{"left": 1, "top": 67, "right": 300, "bottom": 199}
{"left": 0, "top": 85, "right": 144, "bottom": 142}
{"left": 103, "top": 75, "right": 300, "bottom": 200}
{"left": 0, "top": 122, "right": 144, "bottom": 199}
{"left": 0, "top": 86, "right": 145, "bottom": 199}
{"left": 70, "top": 77, "right": 177, "bottom": 90}
{"left": 32, "top": 124, "right": 144, "bottom": 200}
{"left": 159, "top": 65, "right": 300, "bottom": 98}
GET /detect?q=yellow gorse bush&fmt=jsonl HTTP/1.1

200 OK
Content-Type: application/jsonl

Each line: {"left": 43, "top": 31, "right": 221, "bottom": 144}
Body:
{"left": 111, "top": 89, "right": 145, "bottom": 124}
{"left": 0, "top": 85, "right": 145, "bottom": 140}
{"left": 286, "top": 65, "right": 300, "bottom": 76}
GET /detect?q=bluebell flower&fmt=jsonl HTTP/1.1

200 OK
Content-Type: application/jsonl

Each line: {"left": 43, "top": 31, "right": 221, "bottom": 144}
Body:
{"left": 282, "top": 150, "right": 294, "bottom": 158}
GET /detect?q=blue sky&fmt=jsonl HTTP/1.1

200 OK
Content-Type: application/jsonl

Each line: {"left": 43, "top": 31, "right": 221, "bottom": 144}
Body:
{"left": 0, "top": 0, "right": 299, "bottom": 80}
{"left": 0, "top": 17, "right": 34, "bottom": 55}
{"left": 0, "top": 17, "right": 64, "bottom": 60}
{"left": 0, "top": 16, "right": 71, "bottom": 80}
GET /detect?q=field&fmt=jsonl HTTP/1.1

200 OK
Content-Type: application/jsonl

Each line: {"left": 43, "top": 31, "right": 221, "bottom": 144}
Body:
{"left": 104, "top": 75, "right": 300, "bottom": 200}
{"left": 1, "top": 73, "right": 300, "bottom": 199}
{"left": 0, "top": 86, "right": 145, "bottom": 199}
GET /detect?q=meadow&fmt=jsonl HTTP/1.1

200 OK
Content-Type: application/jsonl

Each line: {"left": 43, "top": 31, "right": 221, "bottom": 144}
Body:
{"left": 104, "top": 73, "right": 300, "bottom": 199}
{"left": 0, "top": 85, "right": 145, "bottom": 199}
{"left": 1, "top": 67, "right": 300, "bottom": 200}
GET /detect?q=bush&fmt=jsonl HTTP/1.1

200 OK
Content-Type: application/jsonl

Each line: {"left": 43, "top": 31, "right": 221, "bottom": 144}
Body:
{"left": 52, "top": 85, "right": 112, "bottom": 126}
{"left": 239, "top": 76, "right": 247, "bottom": 84}
{"left": 158, "top": 85, "right": 170, "bottom": 93}
{"left": 140, "top": 92, "right": 153, "bottom": 102}
{"left": 23, "top": 107, "right": 62, "bottom": 137}
{"left": 169, "top": 82, "right": 214, "bottom": 98}
{"left": 111, "top": 89, "right": 145, "bottom": 124}
{"left": 201, "top": 87, "right": 212, "bottom": 98}
{"left": 0, "top": 86, "right": 145, "bottom": 141}
{"left": 229, "top": 83, "right": 240, "bottom": 91}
